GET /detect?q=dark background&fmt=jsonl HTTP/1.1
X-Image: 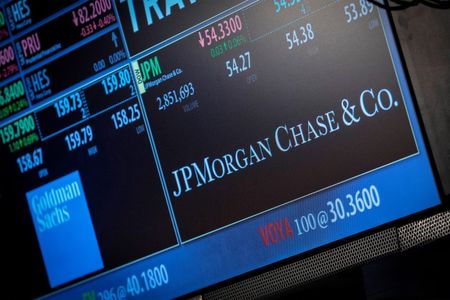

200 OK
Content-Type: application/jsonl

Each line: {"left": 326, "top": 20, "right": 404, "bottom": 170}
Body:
{"left": 25, "top": 28, "right": 126, "bottom": 104}
{"left": 392, "top": 5, "right": 450, "bottom": 197}
{"left": 5, "top": 0, "right": 74, "bottom": 34}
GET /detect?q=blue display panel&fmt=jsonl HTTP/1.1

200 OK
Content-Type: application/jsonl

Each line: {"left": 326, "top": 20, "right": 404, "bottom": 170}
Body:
{"left": 0, "top": 1, "right": 441, "bottom": 299}
{"left": 26, "top": 171, "right": 104, "bottom": 288}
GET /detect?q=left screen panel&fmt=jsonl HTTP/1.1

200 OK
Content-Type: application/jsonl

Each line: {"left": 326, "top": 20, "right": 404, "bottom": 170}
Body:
{"left": 0, "top": 66, "right": 178, "bottom": 294}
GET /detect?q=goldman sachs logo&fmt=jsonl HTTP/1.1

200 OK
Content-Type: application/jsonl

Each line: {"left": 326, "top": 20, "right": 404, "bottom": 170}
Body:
{"left": 26, "top": 171, "right": 103, "bottom": 288}
{"left": 29, "top": 180, "right": 81, "bottom": 232}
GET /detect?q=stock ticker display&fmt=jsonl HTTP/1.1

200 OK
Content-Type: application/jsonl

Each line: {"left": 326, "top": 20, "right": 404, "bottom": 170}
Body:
{"left": 0, "top": 0, "right": 442, "bottom": 299}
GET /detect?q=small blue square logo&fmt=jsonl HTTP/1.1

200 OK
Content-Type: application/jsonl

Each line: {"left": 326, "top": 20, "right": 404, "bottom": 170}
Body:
{"left": 26, "top": 171, "right": 104, "bottom": 287}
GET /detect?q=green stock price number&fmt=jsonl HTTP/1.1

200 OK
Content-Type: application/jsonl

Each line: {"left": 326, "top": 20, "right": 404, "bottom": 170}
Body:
{"left": 0, "top": 115, "right": 35, "bottom": 144}
{"left": 0, "top": 80, "right": 25, "bottom": 106}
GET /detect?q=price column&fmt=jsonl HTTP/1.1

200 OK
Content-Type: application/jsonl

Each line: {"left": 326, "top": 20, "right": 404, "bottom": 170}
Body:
{"left": 0, "top": 66, "right": 179, "bottom": 289}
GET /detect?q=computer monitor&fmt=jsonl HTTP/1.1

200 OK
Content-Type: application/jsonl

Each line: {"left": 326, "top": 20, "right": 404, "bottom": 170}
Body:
{"left": 0, "top": 0, "right": 445, "bottom": 299}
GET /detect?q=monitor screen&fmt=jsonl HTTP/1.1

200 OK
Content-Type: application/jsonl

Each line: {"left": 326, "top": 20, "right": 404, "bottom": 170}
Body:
{"left": 0, "top": 0, "right": 443, "bottom": 299}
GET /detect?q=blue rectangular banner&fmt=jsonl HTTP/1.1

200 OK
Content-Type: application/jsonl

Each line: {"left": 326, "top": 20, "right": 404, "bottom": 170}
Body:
{"left": 26, "top": 171, "right": 104, "bottom": 287}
